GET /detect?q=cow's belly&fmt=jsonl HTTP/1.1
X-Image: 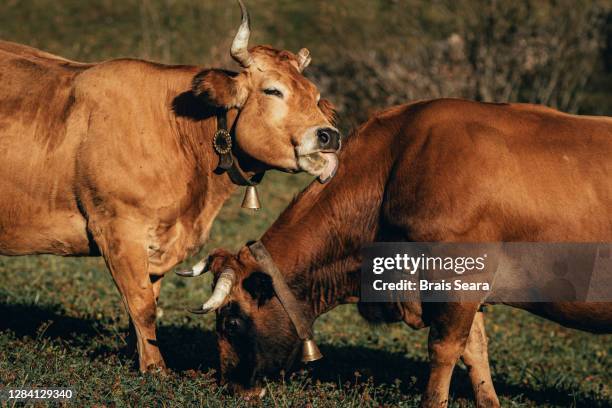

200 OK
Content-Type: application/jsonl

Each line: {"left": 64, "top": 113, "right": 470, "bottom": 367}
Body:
{"left": 506, "top": 302, "right": 612, "bottom": 333}
{"left": 0, "top": 207, "right": 91, "bottom": 256}
{"left": 0, "top": 174, "right": 90, "bottom": 256}
{"left": 0, "top": 160, "right": 90, "bottom": 255}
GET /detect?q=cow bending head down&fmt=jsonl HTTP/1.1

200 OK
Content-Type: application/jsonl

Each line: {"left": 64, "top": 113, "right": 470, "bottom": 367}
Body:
{"left": 194, "top": 0, "right": 340, "bottom": 181}
{"left": 202, "top": 247, "right": 304, "bottom": 397}
{"left": 181, "top": 100, "right": 612, "bottom": 405}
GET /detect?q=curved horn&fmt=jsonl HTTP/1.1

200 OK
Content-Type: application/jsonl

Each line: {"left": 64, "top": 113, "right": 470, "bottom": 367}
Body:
{"left": 189, "top": 268, "right": 236, "bottom": 314}
{"left": 175, "top": 258, "right": 208, "bottom": 277}
{"left": 230, "top": 0, "right": 253, "bottom": 68}
{"left": 297, "top": 48, "right": 311, "bottom": 72}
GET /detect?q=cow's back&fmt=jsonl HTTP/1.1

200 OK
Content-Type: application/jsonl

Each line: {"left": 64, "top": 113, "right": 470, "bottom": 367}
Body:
{"left": 0, "top": 42, "right": 94, "bottom": 255}
{"left": 386, "top": 99, "right": 612, "bottom": 242}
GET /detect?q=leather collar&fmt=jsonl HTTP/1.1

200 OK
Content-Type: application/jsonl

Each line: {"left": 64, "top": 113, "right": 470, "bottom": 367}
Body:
{"left": 248, "top": 240, "right": 314, "bottom": 341}
{"left": 213, "top": 111, "right": 265, "bottom": 186}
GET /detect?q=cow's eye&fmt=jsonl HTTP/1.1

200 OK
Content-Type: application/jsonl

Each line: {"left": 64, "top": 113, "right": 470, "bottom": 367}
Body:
{"left": 226, "top": 317, "right": 246, "bottom": 336}
{"left": 263, "top": 88, "right": 284, "bottom": 98}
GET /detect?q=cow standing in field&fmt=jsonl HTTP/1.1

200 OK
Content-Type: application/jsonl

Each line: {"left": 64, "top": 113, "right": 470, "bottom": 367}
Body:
{"left": 187, "top": 100, "right": 612, "bottom": 406}
{"left": 0, "top": 1, "right": 340, "bottom": 372}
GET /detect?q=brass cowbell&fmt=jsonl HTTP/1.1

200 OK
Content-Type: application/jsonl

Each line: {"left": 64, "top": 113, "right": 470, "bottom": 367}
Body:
{"left": 241, "top": 185, "right": 261, "bottom": 210}
{"left": 301, "top": 337, "right": 323, "bottom": 362}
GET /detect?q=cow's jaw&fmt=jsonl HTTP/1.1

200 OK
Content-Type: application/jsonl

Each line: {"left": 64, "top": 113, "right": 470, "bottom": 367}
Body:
{"left": 297, "top": 152, "right": 338, "bottom": 183}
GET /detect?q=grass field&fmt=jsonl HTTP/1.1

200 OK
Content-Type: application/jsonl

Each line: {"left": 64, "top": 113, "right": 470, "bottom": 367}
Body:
{"left": 0, "top": 173, "right": 610, "bottom": 407}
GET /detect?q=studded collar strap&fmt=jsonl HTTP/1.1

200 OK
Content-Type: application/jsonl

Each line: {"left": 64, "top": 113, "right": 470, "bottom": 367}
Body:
{"left": 213, "top": 111, "right": 265, "bottom": 187}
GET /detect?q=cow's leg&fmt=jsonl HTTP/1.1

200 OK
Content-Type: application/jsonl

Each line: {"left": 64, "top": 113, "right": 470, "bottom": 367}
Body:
{"left": 421, "top": 302, "right": 479, "bottom": 408}
{"left": 95, "top": 222, "right": 165, "bottom": 372}
{"left": 461, "top": 311, "right": 499, "bottom": 407}
{"left": 152, "top": 275, "right": 164, "bottom": 319}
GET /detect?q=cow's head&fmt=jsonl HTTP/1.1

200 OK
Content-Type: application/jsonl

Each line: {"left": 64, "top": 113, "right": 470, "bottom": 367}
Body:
{"left": 189, "top": 247, "right": 305, "bottom": 397}
{"left": 193, "top": 1, "right": 340, "bottom": 182}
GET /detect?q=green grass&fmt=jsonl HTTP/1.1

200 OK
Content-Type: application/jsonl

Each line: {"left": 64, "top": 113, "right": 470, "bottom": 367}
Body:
{"left": 0, "top": 172, "right": 610, "bottom": 407}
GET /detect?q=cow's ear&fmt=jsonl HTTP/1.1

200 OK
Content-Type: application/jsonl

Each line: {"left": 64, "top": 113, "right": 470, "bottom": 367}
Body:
{"left": 192, "top": 69, "right": 247, "bottom": 108}
{"left": 242, "top": 272, "right": 275, "bottom": 306}
{"left": 318, "top": 98, "right": 337, "bottom": 126}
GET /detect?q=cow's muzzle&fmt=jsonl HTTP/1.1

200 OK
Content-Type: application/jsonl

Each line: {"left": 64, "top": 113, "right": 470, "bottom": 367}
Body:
{"left": 229, "top": 383, "right": 266, "bottom": 400}
{"left": 297, "top": 151, "right": 339, "bottom": 184}
{"left": 295, "top": 126, "right": 341, "bottom": 183}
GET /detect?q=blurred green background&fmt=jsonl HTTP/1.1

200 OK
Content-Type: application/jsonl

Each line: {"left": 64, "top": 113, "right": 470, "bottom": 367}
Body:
{"left": 2, "top": 0, "right": 611, "bottom": 131}
{"left": 0, "top": 1, "right": 610, "bottom": 406}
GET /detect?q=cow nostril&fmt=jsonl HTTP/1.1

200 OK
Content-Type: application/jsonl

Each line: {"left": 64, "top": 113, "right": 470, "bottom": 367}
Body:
{"left": 316, "top": 127, "right": 340, "bottom": 150}
{"left": 318, "top": 130, "right": 330, "bottom": 145}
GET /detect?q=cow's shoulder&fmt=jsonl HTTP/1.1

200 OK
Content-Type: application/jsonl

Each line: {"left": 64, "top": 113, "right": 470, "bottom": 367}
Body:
{"left": 72, "top": 59, "right": 210, "bottom": 212}
{"left": 384, "top": 99, "right": 612, "bottom": 241}
{"left": 387, "top": 98, "right": 611, "bottom": 150}
{"left": 361, "top": 99, "right": 507, "bottom": 139}
{"left": 391, "top": 98, "right": 515, "bottom": 130}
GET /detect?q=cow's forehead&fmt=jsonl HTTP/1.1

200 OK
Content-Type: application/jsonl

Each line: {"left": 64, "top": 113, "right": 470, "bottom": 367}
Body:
{"left": 250, "top": 45, "right": 298, "bottom": 66}
{"left": 249, "top": 46, "right": 318, "bottom": 94}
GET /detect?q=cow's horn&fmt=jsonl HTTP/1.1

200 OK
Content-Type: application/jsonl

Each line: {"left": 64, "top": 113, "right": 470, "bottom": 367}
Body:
{"left": 230, "top": 0, "right": 253, "bottom": 68}
{"left": 175, "top": 258, "right": 208, "bottom": 277}
{"left": 297, "top": 48, "right": 311, "bottom": 72}
{"left": 189, "top": 268, "right": 235, "bottom": 314}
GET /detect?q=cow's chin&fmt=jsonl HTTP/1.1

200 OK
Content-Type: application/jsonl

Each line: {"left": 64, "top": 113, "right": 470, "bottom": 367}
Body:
{"left": 297, "top": 152, "right": 339, "bottom": 183}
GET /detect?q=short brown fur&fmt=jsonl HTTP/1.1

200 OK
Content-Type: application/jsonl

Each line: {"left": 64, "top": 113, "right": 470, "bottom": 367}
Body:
{"left": 0, "top": 35, "right": 337, "bottom": 371}
{"left": 209, "top": 99, "right": 612, "bottom": 406}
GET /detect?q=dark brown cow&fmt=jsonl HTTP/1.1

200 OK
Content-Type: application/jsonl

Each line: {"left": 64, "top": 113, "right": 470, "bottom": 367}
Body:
{"left": 0, "top": 1, "right": 340, "bottom": 372}
{"left": 188, "top": 100, "right": 612, "bottom": 405}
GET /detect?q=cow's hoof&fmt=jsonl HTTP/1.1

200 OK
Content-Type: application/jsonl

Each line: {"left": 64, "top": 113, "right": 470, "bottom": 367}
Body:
{"left": 242, "top": 387, "right": 266, "bottom": 401}
{"left": 144, "top": 362, "right": 169, "bottom": 376}
{"left": 476, "top": 396, "right": 501, "bottom": 408}
{"left": 420, "top": 393, "right": 447, "bottom": 408}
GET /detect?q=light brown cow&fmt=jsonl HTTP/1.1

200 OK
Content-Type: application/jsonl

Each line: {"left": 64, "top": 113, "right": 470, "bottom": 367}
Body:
{"left": 0, "top": 1, "right": 340, "bottom": 371}
{"left": 190, "top": 100, "right": 611, "bottom": 405}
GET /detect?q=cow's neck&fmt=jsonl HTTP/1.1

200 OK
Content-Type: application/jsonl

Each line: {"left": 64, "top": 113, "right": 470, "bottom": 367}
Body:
{"left": 170, "top": 95, "right": 242, "bottom": 173}
{"left": 167, "top": 88, "right": 257, "bottom": 250}
{"left": 259, "top": 111, "right": 405, "bottom": 319}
